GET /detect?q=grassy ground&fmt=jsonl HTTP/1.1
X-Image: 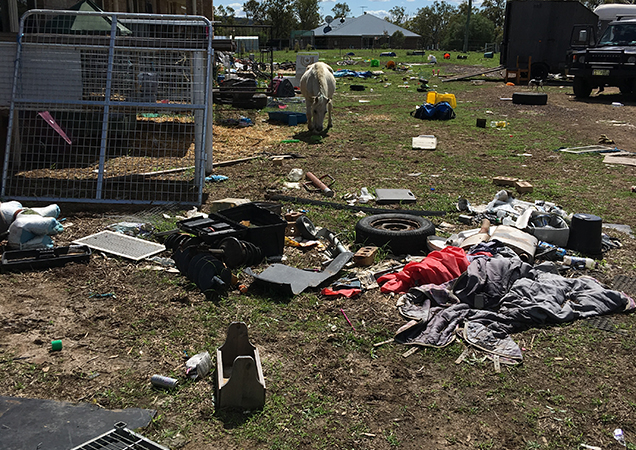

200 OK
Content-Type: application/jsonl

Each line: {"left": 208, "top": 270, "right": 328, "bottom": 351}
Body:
{"left": 1, "top": 55, "right": 636, "bottom": 450}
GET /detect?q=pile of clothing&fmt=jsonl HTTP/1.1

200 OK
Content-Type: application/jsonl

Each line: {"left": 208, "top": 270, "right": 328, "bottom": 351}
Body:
{"left": 384, "top": 244, "right": 634, "bottom": 365}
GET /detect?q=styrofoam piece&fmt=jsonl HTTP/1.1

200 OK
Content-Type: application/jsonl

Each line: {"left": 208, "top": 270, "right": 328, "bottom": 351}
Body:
{"left": 73, "top": 231, "right": 165, "bottom": 261}
{"left": 412, "top": 135, "right": 437, "bottom": 150}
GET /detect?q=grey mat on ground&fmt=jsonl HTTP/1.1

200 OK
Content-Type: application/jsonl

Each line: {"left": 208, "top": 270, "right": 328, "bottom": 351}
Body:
{"left": 585, "top": 316, "right": 625, "bottom": 334}
{"left": 613, "top": 274, "right": 636, "bottom": 296}
{"left": 0, "top": 396, "right": 155, "bottom": 450}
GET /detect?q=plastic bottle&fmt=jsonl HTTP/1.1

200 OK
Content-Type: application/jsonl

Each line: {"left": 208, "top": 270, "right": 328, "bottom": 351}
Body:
{"left": 537, "top": 241, "right": 567, "bottom": 258}
{"left": 563, "top": 255, "right": 596, "bottom": 270}
{"left": 614, "top": 428, "right": 626, "bottom": 447}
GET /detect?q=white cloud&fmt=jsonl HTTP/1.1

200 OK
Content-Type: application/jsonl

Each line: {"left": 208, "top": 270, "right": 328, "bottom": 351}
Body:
{"left": 367, "top": 9, "right": 390, "bottom": 18}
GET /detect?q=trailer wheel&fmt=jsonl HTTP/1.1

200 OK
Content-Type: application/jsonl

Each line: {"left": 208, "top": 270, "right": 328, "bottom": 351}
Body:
{"left": 573, "top": 77, "right": 592, "bottom": 98}
{"left": 530, "top": 62, "right": 549, "bottom": 81}
{"left": 355, "top": 214, "right": 435, "bottom": 255}
{"left": 512, "top": 92, "right": 548, "bottom": 105}
{"left": 619, "top": 80, "right": 634, "bottom": 95}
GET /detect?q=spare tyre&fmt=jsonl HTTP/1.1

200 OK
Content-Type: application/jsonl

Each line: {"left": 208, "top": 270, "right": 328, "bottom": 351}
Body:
{"left": 355, "top": 213, "right": 435, "bottom": 255}
{"left": 512, "top": 92, "right": 548, "bottom": 105}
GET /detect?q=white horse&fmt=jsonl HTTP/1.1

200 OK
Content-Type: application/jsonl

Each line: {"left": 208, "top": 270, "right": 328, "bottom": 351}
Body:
{"left": 300, "top": 62, "right": 336, "bottom": 133}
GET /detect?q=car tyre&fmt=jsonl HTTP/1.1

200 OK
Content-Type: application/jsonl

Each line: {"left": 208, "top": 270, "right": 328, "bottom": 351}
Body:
{"left": 573, "top": 76, "right": 592, "bottom": 98}
{"left": 355, "top": 213, "right": 435, "bottom": 255}
{"left": 512, "top": 92, "right": 548, "bottom": 105}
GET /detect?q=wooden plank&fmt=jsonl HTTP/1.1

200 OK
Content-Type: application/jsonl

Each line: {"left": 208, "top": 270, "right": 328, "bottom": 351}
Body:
{"left": 442, "top": 65, "right": 505, "bottom": 82}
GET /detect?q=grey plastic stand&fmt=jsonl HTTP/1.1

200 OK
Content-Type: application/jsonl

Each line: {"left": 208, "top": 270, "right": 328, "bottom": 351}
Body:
{"left": 216, "top": 322, "right": 266, "bottom": 410}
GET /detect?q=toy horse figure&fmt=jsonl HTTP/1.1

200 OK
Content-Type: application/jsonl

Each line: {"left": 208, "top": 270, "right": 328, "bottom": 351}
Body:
{"left": 300, "top": 62, "right": 336, "bottom": 133}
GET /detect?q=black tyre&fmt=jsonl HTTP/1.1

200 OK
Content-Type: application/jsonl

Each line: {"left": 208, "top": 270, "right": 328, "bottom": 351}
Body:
{"left": 355, "top": 214, "right": 435, "bottom": 255}
{"left": 573, "top": 76, "right": 592, "bottom": 98}
{"left": 530, "top": 62, "right": 549, "bottom": 81}
{"left": 512, "top": 92, "right": 548, "bottom": 105}
{"left": 619, "top": 80, "right": 635, "bottom": 95}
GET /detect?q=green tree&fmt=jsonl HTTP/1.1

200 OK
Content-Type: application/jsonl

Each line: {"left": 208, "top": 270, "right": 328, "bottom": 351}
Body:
{"left": 386, "top": 6, "right": 407, "bottom": 25}
{"left": 391, "top": 30, "right": 406, "bottom": 48}
{"left": 243, "top": 0, "right": 267, "bottom": 23}
{"left": 581, "top": 0, "right": 604, "bottom": 10}
{"left": 441, "top": 12, "right": 495, "bottom": 51}
{"left": 264, "top": 0, "right": 297, "bottom": 40}
{"left": 295, "top": 0, "right": 320, "bottom": 30}
{"left": 409, "top": 1, "right": 457, "bottom": 48}
{"left": 331, "top": 2, "right": 351, "bottom": 19}
{"left": 478, "top": 0, "right": 504, "bottom": 42}
{"left": 214, "top": 5, "right": 236, "bottom": 24}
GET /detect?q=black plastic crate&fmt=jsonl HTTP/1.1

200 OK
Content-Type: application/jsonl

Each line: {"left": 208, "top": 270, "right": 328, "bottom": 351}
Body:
{"left": 218, "top": 203, "right": 286, "bottom": 257}
{"left": 1, "top": 245, "right": 91, "bottom": 272}
{"left": 177, "top": 213, "right": 247, "bottom": 245}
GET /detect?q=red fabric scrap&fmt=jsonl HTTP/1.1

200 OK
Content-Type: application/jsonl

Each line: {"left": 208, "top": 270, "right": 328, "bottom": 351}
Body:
{"left": 378, "top": 246, "right": 469, "bottom": 294}
{"left": 320, "top": 288, "right": 362, "bottom": 298}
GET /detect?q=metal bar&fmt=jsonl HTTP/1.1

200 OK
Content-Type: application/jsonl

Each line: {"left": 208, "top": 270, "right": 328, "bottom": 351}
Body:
{"left": 17, "top": 43, "right": 209, "bottom": 52}
{"left": 267, "top": 194, "right": 447, "bottom": 217}
{"left": 5, "top": 196, "right": 199, "bottom": 206}
{"left": 1, "top": 16, "right": 25, "bottom": 198}
{"left": 13, "top": 99, "right": 206, "bottom": 109}
{"left": 95, "top": 16, "right": 119, "bottom": 200}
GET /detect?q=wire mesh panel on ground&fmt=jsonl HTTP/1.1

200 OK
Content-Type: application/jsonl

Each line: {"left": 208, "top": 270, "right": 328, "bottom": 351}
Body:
{"left": 2, "top": 10, "right": 213, "bottom": 206}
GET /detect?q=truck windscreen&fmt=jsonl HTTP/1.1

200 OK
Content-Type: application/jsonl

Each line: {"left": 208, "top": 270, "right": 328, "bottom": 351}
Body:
{"left": 598, "top": 23, "right": 636, "bottom": 46}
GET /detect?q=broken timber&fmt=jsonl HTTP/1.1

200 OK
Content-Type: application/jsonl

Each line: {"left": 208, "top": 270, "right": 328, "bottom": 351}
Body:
{"left": 442, "top": 65, "right": 505, "bottom": 82}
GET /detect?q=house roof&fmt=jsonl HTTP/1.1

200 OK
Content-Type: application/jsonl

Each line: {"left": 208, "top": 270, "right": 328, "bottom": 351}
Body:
{"left": 312, "top": 14, "right": 420, "bottom": 38}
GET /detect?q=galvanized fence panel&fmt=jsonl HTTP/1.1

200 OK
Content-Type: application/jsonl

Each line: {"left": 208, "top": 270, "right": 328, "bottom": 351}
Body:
{"left": 2, "top": 11, "right": 213, "bottom": 205}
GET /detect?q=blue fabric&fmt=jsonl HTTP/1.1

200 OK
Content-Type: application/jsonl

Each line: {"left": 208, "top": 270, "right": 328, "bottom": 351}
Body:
{"left": 333, "top": 69, "right": 374, "bottom": 78}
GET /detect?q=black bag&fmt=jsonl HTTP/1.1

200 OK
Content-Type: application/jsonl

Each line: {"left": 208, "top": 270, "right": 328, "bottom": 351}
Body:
{"left": 268, "top": 77, "right": 295, "bottom": 97}
{"left": 410, "top": 101, "right": 456, "bottom": 121}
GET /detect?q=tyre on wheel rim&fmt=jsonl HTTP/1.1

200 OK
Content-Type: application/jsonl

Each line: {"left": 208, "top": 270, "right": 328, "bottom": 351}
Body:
{"left": 573, "top": 76, "right": 592, "bottom": 98}
{"left": 512, "top": 92, "right": 548, "bottom": 105}
{"left": 355, "top": 213, "right": 435, "bottom": 255}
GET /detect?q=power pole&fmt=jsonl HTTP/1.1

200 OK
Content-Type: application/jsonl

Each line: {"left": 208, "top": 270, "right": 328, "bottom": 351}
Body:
{"left": 463, "top": 0, "right": 472, "bottom": 53}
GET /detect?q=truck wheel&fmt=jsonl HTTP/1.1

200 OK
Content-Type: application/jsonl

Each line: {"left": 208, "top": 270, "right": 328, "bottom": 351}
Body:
{"left": 512, "top": 92, "right": 548, "bottom": 105}
{"left": 573, "top": 77, "right": 592, "bottom": 98}
{"left": 530, "top": 62, "right": 549, "bottom": 81}
{"left": 355, "top": 214, "right": 435, "bottom": 255}
{"left": 619, "top": 80, "right": 634, "bottom": 95}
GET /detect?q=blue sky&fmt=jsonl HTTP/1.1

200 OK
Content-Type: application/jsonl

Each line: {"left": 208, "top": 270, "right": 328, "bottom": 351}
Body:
{"left": 215, "top": 0, "right": 472, "bottom": 23}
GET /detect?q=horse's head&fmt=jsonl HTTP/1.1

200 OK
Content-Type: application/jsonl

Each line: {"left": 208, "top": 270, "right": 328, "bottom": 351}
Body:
{"left": 311, "top": 95, "right": 331, "bottom": 132}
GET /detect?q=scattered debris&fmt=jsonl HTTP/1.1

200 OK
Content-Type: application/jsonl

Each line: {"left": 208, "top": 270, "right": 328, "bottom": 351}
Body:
{"left": 603, "top": 151, "right": 636, "bottom": 167}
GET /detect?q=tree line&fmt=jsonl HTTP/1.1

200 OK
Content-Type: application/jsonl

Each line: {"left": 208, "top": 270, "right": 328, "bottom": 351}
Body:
{"left": 214, "top": 0, "right": 605, "bottom": 50}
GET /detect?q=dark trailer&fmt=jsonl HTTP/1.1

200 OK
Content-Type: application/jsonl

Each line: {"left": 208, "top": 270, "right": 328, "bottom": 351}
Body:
{"left": 501, "top": 0, "right": 598, "bottom": 79}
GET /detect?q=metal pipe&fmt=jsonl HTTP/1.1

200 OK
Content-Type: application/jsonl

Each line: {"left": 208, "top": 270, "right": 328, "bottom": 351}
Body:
{"left": 305, "top": 172, "right": 334, "bottom": 197}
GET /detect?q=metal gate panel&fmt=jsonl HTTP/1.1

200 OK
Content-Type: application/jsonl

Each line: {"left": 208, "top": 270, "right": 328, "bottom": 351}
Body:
{"left": 2, "top": 11, "right": 212, "bottom": 206}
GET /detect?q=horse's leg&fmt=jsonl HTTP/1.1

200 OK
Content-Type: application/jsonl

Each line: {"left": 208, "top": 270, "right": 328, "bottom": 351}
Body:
{"left": 306, "top": 98, "right": 314, "bottom": 132}
{"left": 327, "top": 99, "right": 333, "bottom": 129}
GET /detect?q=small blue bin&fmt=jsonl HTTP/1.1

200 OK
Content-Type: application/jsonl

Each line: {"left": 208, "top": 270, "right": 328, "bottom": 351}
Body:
{"left": 267, "top": 111, "right": 307, "bottom": 125}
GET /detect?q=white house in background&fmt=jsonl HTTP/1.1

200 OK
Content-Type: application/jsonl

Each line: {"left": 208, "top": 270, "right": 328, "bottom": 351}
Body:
{"left": 311, "top": 13, "right": 420, "bottom": 49}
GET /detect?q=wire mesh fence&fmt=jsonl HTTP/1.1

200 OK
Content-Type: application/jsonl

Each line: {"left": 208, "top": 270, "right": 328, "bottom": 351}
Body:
{"left": 2, "top": 11, "right": 213, "bottom": 206}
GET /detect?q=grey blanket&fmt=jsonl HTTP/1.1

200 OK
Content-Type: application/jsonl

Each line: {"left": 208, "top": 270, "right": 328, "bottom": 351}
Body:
{"left": 395, "top": 254, "right": 635, "bottom": 361}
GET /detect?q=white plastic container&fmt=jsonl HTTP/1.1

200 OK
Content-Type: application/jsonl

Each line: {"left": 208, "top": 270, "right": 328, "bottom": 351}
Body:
{"left": 412, "top": 135, "right": 437, "bottom": 150}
